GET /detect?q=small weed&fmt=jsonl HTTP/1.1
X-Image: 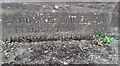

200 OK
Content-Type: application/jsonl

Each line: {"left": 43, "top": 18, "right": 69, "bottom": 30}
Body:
{"left": 94, "top": 31, "right": 114, "bottom": 46}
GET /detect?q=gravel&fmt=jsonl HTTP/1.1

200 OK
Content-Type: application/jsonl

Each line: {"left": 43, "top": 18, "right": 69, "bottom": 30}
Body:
{"left": 2, "top": 40, "right": 118, "bottom": 64}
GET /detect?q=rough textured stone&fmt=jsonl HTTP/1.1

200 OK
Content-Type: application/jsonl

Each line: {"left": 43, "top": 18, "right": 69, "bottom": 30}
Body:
{"left": 1, "top": 2, "right": 118, "bottom": 40}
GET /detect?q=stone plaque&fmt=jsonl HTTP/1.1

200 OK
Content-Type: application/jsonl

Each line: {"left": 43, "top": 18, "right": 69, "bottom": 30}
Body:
{"left": 2, "top": 2, "right": 116, "bottom": 40}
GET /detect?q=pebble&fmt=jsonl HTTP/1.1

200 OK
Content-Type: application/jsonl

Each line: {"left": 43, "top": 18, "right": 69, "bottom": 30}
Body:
{"left": 63, "top": 62, "right": 68, "bottom": 65}
{"left": 44, "top": 51, "right": 48, "bottom": 53}
{"left": 5, "top": 53, "right": 9, "bottom": 55}
{"left": 11, "top": 48, "right": 14, "bottom": 50}
{"left": 28, "top": 48, "right": 31, "bottom": 50}
{"left": 34, "top": 42, "right": 38, "bottom": 44}
{"left": 55, "top": 5, "right": 59, "bottom": 9}
{"left": 52, "top": 57, "right": 55, "bottom": 60}
{"left": 80, "top": 40, "right": 86, "bottom": 44}
{"left": 52, "top": 10, "right": 55, "bottom": 13}
{"left": 0, "top": 19, "right": 1, "bottom": 22}
{"left": 59, "top": 60, "right": 68, "bottom": 65}
{"left": 69, "top": 42, "right": 72, "bottom": 44}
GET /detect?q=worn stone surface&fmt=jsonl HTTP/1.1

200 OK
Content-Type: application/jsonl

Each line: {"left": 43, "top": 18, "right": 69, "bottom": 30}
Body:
{"left": 1, "top": 2, "right": 118, "bottom": 40}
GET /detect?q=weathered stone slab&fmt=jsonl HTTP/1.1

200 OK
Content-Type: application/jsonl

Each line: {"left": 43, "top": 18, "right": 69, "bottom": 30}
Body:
{"left": 1, "top": 2, "right": 117, "bottom": 41}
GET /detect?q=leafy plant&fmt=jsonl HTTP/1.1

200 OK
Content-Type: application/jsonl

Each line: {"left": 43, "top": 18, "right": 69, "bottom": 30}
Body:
{"left": 95, "top": 31, "right": 114, "bottom": 46}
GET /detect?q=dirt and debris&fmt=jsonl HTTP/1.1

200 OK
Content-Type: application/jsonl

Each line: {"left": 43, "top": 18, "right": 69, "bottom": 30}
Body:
{"left": 2, "top": 39, "right": 118, "bottom": 64}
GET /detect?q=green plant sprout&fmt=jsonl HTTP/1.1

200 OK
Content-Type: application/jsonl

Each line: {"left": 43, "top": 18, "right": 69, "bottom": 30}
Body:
{"left": 95, "top": 31, "right": 114, "bottom": 46}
